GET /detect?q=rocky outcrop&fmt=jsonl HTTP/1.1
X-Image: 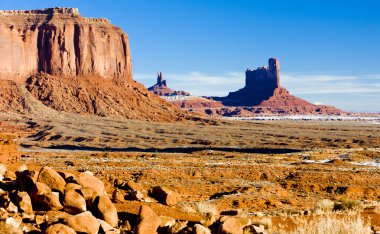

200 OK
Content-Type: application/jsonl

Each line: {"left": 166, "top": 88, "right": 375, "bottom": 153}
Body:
{"left": 219, "top": 58, "right": 289, "bottom": 106}
{"left": 0, "top": 8, "right": 186, "bottom": 121}
{"left": 0, "top": 7, "right": 131, "bottom": 82}
{"left": 171, "top": 58, "right": 345, "bottom": 116}
{"left": 148, "top": 72, "right": 190, "bottom": 96}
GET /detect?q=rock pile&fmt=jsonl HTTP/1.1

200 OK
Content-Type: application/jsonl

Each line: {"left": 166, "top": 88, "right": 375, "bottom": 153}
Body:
{"left": 0, "top": 164, "right": 269, "bottom": 233}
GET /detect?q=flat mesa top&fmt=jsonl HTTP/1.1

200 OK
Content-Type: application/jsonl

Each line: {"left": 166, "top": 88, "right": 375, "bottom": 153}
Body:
{"left": 0, "top": 7, "right": 79, "bottom": 15}
{"left": 0, "top": 7, "right": 111, "bottom": 24}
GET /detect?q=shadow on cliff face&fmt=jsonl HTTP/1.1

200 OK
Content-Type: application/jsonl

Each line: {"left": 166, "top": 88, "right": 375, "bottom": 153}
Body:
{"left": 34, "top": 145, "right": 303, "bottom": 154}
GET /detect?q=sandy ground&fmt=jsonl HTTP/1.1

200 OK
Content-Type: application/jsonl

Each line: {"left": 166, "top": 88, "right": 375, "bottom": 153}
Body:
{"left": 1, "top": 112, "right": 380, "bottom": 230}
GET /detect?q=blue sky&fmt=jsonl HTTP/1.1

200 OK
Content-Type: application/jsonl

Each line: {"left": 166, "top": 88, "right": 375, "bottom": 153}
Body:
{"left": 1, "top": 0, "right": 380, "bottom": 112}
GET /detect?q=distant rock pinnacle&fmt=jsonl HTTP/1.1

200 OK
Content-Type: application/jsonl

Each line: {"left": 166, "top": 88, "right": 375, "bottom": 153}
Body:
{"left": 148, "top": 72, "right": 189, "bottom": 96}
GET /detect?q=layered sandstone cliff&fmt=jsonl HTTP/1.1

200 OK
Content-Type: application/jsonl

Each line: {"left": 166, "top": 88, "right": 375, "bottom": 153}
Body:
{"left": 0, "top": 8, "right": 186, "bottom": 121}
{"left": 0, "top": 7, "right": 131, "bottom": 82}
{"left": 172, "top": 58, "right": 345, "bottom": 116}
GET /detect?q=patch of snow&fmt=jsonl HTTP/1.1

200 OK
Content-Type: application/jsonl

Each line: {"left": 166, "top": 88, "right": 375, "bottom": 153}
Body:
{"left": 226, "top": 115, "right": 380, "bottom": 124}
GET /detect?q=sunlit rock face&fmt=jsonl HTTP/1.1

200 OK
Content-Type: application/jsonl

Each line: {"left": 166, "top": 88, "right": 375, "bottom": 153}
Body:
{"left": 0, "top": 8, "right": 132, "bottom": 82}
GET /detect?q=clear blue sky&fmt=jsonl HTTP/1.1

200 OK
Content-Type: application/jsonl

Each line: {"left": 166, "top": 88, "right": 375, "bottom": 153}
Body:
{"left": 1, "top": 0, "right": 380, "bottom": 112}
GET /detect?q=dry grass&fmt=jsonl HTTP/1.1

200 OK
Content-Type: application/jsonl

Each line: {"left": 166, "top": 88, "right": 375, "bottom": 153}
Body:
{"left": 196, "top": 202, "right": 219, "bottom": 216}
{"left": 274, "top": 212, "right": 371, "bottom": 234}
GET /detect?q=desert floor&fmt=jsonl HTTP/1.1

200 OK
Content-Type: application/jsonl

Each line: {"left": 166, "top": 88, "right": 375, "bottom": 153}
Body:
{"left": 1, "top": 112, "right": 380, "bottom": 231}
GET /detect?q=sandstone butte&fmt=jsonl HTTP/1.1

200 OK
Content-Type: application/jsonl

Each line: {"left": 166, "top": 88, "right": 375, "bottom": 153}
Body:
{"left": 148, "top": 72, "right": 190, "bottom": 96}
{"left": 0, "top": 7, "right": 184, "bottom": 121}
{"left": 171, "top": 58, "right": 345, "bottom": 116}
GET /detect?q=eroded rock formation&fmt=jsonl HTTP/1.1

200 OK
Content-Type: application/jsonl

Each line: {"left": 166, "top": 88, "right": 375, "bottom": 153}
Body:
{"left": 148, "top": 72, "right": 190, "bottom": 96}
{"left": 0, "top": 8, "right": 185, "bottom": 121}
{"left": 220, "top": 58, "right": 284, "bottom": 106}
{"left": 172, "top": 58, "right": 345, "bottom": 116}
{"left": 0, "top": 7, "right": 132, "bottom": 82}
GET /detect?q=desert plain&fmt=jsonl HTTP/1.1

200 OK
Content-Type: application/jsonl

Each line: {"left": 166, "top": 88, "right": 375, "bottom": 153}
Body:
{"left": 1, "top": 110, "right": 380, "bottom": 233}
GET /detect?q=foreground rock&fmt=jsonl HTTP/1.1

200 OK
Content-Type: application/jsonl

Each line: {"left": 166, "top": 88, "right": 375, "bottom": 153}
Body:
{"left": 0, "top": 164, "right": 273, "bottom": 233}
{"left": 66, "top": 211, "right": 100, "bottom": 234}
{"left": 77, "top": 172, "right": 105, "bottom": 195}
{"left": 45, "top": 223, "right": 76, "bottom": 234}
{"left": 194, "top": 224, "right": 212, "bottom": 234}
{"left": 37, "top": 166, "right": 66, "bottom": 193}
{"left": 93, "top": 195, "right": 118, "bottom": 227}
{"left": 15, "top": 191, "right": 33, "bottom": 214}
{"left": 135, "top": 205, "right": 161, "bottom": 234}
{"left": 218, "top": 217, "right": 244, "bottom": 234}
{"left": 63, "top": 189, "right": 87, "bottom": 214}
{"left": 151, "top": 186, "right": 181, "bottom": 206}
{"left": 31, "top": 182, "right": 63, "bottom": 211}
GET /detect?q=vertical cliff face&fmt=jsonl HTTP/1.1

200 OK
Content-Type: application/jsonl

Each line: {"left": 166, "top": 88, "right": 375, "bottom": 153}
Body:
{"left": 0, "top": 8, "right": 132, "bottom": 82}
{"left": 223, "top": 58, "right": 282, "bottom": 106}
{"left": 0, "top": 8, "right": 186, "bottom": 121}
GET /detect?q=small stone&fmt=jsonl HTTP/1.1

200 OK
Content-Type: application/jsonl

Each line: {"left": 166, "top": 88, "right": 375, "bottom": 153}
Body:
{"left": 98, "top": 218, "right": 115, "bottom": 232}
{"left": 16, "top": 170, "right": 37, "bottom": 192}
{"left": 243, "top": 225, "right": 266, "bottom": 234}
{"left": 135, "top": 205, "right": 160, "bottom": 234}
{"left": 77, "top": 172, "right": 105, "bottom": 195}
{"left": 126, "top": 180, "right": 144, "bottom": 191}
{"left": 120, "top": 220, "right": 131, "bottom": 232}
{"left": 201, "top": 212, "right": 217, "bottom": 227}
{"left": 63, "top": 189, "right": 87, "bottom": 214}
{"left": 31, "top": 182, "right": 63, "bottom": 211}
{"left": 125, "top": 190, "right": 144, "bottom": 201}
{"left": 5, "top": 215, "right": 22, "bottom": 229}
{"left": 159, "top": 216, "right": 176, "bottom": 227}
{"left": 112, "top": 188, "right": 125, "bottom": 203}
{"left": 218, "top": 217, "right": 243, "bottom": 234}
{"left": 65, "top": 183, "right": 82, "bottom": 192}
{"left": 45, "top": 223, "right": 76, "bottom": 234}
{"left": 220, "top": 209, "right": 242, "bottom": 216}
{"left": 44, "top": 211, "right": 72, "bottom": 226}
{"left": 15, "top": 191, "right": 33, "bottom": 214}
{"left": 0, "top": 191, "right": 10, "bottom": 207}
{"left": 151, "top": 186, "right": 181, "bottom": 206}
{"left": 0, "top": 208, "right": 9, "bottom": 219}
{"left": 66, "top": 211, "right": 100, "bottom": 234}
{"left": 4, "top": 170, "right": 16, "bottom": 180}
{"left": 168, "top": 221, "right": 188, "bottom": 233}
{"left": 6, "top": 201, "right": 18, "bottom": 213}
{"left": 194, "top": 224, "right": 211, "bottom": 234}
{"left": 93, "top": 195, "right": 118, "bottom": 227}
{"left": 37, "top": 166, "right": 66, "bottom": 193}
{"left": 59, "top": 171, "right": 76, "bottom": 183}
{"left": 236, "top": 216, "right": 252, "bottom": 227}
{"left": 35, "top": 214, "right": 45, "bottom": 225}
{"left": 21, "top": 222, "right": 40, "bottom": 233}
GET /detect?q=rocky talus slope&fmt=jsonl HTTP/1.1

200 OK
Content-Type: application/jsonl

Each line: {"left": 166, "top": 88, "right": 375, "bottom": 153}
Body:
{"left": 0, "top": 8, "right": 184, "bottom": 121}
